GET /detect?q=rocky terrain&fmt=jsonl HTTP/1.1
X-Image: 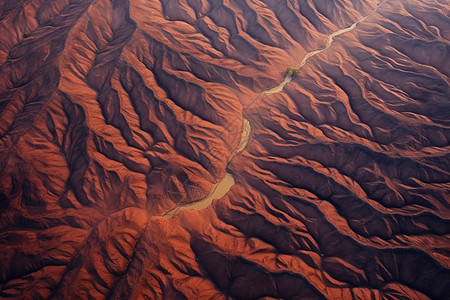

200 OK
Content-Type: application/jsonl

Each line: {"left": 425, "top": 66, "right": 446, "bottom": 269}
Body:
{"left": 0, "top": 0, "right": 449, "bottom": 298}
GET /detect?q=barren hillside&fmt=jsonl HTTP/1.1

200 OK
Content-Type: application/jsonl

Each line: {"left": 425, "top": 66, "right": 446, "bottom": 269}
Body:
{"left": 0, "top": 0, "right": 449, "bottom": 299}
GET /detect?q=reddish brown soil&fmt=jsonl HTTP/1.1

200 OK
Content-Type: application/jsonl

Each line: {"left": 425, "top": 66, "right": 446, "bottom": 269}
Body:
{"left": 0, "top": 0, "right": 449, "bottom": 299}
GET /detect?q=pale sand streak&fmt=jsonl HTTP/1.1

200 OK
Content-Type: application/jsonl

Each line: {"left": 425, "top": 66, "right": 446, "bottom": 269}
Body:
{"left": 163, "top": 120, "right": 250, "bottom": 218}
{"left": 163, "top": 1, "right": 384, "bottom": 218}
{"left": 262, "top": 0, "right": 384, "bottom": 96}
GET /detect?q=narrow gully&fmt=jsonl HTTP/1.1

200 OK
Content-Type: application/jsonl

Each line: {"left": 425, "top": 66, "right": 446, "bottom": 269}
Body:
{"left": 163, "top": 1, "right": 384, "bottom": 218}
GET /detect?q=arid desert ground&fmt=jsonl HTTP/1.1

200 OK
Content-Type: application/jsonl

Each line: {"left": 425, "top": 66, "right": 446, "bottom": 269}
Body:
{"left": 0, "top": 0, "right": 449, "bottom": 298}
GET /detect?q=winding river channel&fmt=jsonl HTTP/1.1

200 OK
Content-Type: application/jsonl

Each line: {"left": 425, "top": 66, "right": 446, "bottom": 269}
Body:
{"left": 163, "top": 1, "right": 383, "bottom": 218}
{"left": 163, "top": 120, "right": 250, "bottom": 218}
{"left": 262, "top": 0, "right": 384, "bottom": 96}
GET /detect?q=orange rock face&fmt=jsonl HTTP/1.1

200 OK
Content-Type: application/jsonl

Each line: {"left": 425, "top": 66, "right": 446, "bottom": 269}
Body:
{"left": 0, "top": 0, "right": 449, "bottom": 298}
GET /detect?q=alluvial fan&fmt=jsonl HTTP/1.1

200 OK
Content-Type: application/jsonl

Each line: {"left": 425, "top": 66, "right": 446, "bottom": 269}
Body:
{"left": 0, "top": 0, "right": 449, "bottom": 299}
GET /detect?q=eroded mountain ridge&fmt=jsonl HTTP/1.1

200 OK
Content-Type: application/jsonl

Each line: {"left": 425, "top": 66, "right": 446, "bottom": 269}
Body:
{"left": 0, "top": 0, "right": 449, "bottom": 298}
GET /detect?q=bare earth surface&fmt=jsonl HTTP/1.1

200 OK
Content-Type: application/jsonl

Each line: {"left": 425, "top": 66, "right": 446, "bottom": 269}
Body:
{"left": 0, "top": 0, "right": 449, "bottom": 299}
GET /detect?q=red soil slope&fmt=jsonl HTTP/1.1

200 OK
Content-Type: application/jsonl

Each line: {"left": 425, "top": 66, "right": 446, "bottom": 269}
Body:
{"left": 0, "top": 0, "right": 449, "bottom": 298}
